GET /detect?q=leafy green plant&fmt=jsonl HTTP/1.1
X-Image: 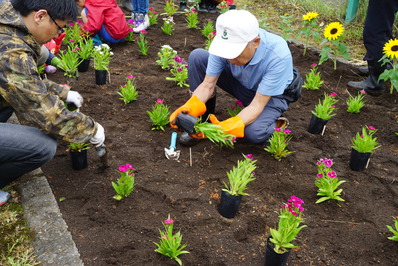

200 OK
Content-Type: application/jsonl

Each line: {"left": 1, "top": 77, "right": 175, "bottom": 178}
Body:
{"left": 125, "top": 19, "right": 135, "bottom": 42}
{"left": 164, "top": 0, "right": 178, "bottom": 16}
{"left": 379, "top": 38, "right": 398, "bottom": 93}
{"left": 297, "top": 12, "right": 321, "bottom": 56}
{"left": 148, "top": 7, "right": 159, "bottom": 25}
{"left": 161, "top": 16, "right": 175, "bottom": 35}
{"left": 217, "top": 0, "right": 230, "bottom": 14}
{"left": 386, "top": 216, "right": 398, "bottom": 241}
{"left": 319, "top": 22, "right": 351, "bottom": 70}
{"left": 136, "top": 30, "right": 149, "bottom": 55}
{"left": 279, "top": 13, "right": 294, "bottom": 41}
{"left": 269, "top": 196, "right": 307, "bottom": 254}
{"left": 314, "top": 158, "right": 345, "bottom": 203}
{"left": 265, "top": 128, "right": 294, "bottom": 160}
{"left": 66, "top": 142, "right": 90, "bottom": 152}
{"left": 118, "top": 75, "right": 138, "bottom": 104}
{"left": 112, "top": 164, "right": 135, "bottom": 201}
{"left": 58, "top": 46, "right": 81, "bottom": 78}
{"left": 92, "top": 44, "right": 113, "bottom": 71}
{"left": 76, "top": 38, "right": 94, "bottom": 60}
{"left": 346, "top": 90, "right": 366, "bottom": 114}
{"left": 222, "top": 154, "right": 257, "bottom": 196}
{"left": 154, "top": 214, "right": 189, "bottom": 266}
{"left": 64, "top": 21, "right": 86, "bottom": 45}
{"left": 185, "top": 7, "right": 198, "bottom": 29}
{"left": 312, "top": 92, "right": 339, "bottom": 120}
{"left": 194, "top": 119, "right": 236, "bottom": 148}
{"left": 146, "top": 99, "right": 170, "bottom": 131}
{"left": 166, "top": 56, "right": 189, "bottom": 87}
{"left": 204, "top": 31, "right": 216, "bottom": 50}
{"left": 156, "top": 45, "right": 178, "bottom": 70}
{"left": 351, "top": 126, "right": 381, "bottom": 153}
{"left": 302, "top": 63, "right": 324, "bottom": 90}
{"left": 201, "top": 18, "right": 214, "bottom": 38}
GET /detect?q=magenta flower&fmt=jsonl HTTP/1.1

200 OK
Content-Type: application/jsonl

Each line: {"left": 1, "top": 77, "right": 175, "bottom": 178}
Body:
{"left": 76, "top": 20, "right": 83, "bottom": 25}
{"left": 230, "top": 106, "right": 235, "bottom": 109}
{"left": 140, "top": 30, "right": 147, "bottom": 34}
{"left": 127, "top": 19, "right": 134, "bottom": 25}
{"left": 310, "top": 63, "right": 317, "bottom": 67}
{"left": 317, "top": 173, "right": 323, "bottom": 178}
{"left": 331, "top": 105, "right": 336, "bottom": 108}
{"left": 274, "top": 127, "right": 281, "bottom": 132}
{"left": 174, "top": 56, "right": 184, "bottom": 63}
{"left": 127, "top": 75, "right": 134, "bottom": 79}
{"left": 330, "top": 92, "right": 337, "bottom": 97}
{"left": 245, "top": 154, "right": 254, "bottom": 160}
{"left": 327, "top": 171, "right": 337, "bottom": 178}
{"left": 156, "top": 99, "right": 163, "bottom": 104}
{"left": 119, "top": 164, "right": 134, "bottom": 173}
{"left": 368, "top": 126, "right": 376, "bottom": 130}
{"left": 235, "top": 100, "right": 244, "bottom": 107}
{"left": 360, "top": 90, "right": 366, "bottom": 94}
{"left": 149, "top": 7, "right": 154, "bottom": 11}
{"left": 164, "top": 219, "right": 174, "bottom": 225}
{"left": 68, "top": 40, "right": 76, "bottom": 43}
{"left": 284, "top": 129, "right": 291, "bottom": 134}
{"left": 177, "top": 68, "right": 183, "bottom": 72}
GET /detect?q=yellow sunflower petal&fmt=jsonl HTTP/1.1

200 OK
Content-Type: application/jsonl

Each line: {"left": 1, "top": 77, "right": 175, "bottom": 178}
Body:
{"left": 303, "top": 12, "right": 319, "bottom": 21}
{"left": 324, "top": 22, "right": 344, "bottom": 41}
{"left": 383, "top": 38, "right": 398, "bottom": 59}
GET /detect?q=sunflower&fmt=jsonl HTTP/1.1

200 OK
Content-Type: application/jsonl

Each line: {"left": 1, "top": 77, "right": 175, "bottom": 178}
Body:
{"left": 383, "top": 39, "right": 398, "bottom": 59}
{"left": 302, "top": 12, "right": 319, "bottom": 21}
{"left": 323, "top": 22, "right": 344, "bottom": 41}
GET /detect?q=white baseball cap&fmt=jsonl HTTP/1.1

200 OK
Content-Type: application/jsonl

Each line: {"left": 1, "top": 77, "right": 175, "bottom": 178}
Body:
{"left": 209, "top": 10, "right": 259, "bottom": 59}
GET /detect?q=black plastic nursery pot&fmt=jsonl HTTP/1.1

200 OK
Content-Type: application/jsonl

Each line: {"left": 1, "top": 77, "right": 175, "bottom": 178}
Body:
{"left": 218, "top": 190, "right": 242, "bottom": 219}
{"left": 95, "top": 70, "right": 107, "bottom": 85}
{"left": 78, "top": 58, "right": 90, "bottom": 72}
{"left": 175, "top": 113, "right": 198, "bottom": 134}
{"left": 70, "top": 150, "right": 88, "bottom": 170}
{"left": 264, "top": 237, "right": 291, "bottom": 266}
{"left": 349, "top": 148, "right": 371, "bottom": 171}
{"left": 307, "top": 113, "right": 328, "bottom": 134}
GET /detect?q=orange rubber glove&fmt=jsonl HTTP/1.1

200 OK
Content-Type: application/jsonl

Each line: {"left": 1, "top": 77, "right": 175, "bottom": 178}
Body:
{"left": 170, "top": 95, "right": 206, "bottom": 129}
{"left": 209, "top": 114, "right": 245, "bottom": 138}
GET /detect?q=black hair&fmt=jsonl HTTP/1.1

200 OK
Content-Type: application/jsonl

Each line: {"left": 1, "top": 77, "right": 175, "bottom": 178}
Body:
{"left": 11, "top": 0, "right": 78, "bottom": 21}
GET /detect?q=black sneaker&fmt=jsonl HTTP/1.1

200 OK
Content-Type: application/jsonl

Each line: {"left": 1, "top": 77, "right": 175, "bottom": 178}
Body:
{"left": 179, "top": 1, "right": 187, "bottom": 11}
{"left": 179, "top": 132, "right": 201, "bottom": 146}
{"left": 197, "top": 3, "right": 208, "bottom": 12}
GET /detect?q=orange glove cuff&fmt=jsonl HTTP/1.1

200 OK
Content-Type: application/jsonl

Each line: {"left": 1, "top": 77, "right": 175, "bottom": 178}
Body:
{"left": 210, "top": 115, "right": 245, "bottom": 138}
{"left": 170, "top": 95, "right": 207, "bottom": 128}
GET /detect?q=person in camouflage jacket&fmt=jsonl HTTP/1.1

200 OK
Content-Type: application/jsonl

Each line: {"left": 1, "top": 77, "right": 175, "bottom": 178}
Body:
{"left": 0, "top": 0, "right": 106, "bottom": 202}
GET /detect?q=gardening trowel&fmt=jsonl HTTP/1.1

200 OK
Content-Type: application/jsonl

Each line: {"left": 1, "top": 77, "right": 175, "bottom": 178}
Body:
{"left": 164, "top": 132, "right": 180, "bottom": 160}
{"left": 95, "top": 144, "right": 109, "bottom": 168}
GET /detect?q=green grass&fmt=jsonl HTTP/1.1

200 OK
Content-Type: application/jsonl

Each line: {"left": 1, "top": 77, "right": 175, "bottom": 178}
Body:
{"left": 0, "top": 186, "right": 38, "bottom": 266}
{"left": 237, "top": 0, "right": 373, "bottom": 61}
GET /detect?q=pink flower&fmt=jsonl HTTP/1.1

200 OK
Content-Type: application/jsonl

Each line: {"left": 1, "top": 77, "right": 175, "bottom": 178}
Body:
{"left": 127, "top": 19, "right": 134, "bottom": 25}
{"left": 327, "top": 171, "right": 337, "bottom": 178}
{"left": 119, "top": 164, "right": 134, "bottom": 173}
{"left": 76, "top": 20, "right": 83, "bottom": 25}
{"left": 330, "top": 92, "right": 337, "bottom": 97}
{"left": 274, "top": 128, "right": 281, "bottom": 131}
{"left": 177, "top": 68, "right": 183, "bottom": 72}
{"left": 331, "top": 105, "right": 336, "bottom": 108}
{"left": 368, "top": 126, "right": 376, "bottom": 130}
{"left": 68, "top": 40, "right": 76, "bottom": 43}
{"left": 149, "top": 7, "right": 154, "bottom": 11}
{"left": 190, "top": 8, "right": 196, "bottom": 11}
{"left": 174, "top": 56, "right": 184, "bottom": 63}
{"left": 207, "top": 19, "right": 212, "bottom": 21}
{"left": 245, "top": 154, "right": 254, "bottom": 160}
{"left": 235, "top": 100, "right": 244, "bottom": 107}
{"left": 68, "top": 22, "right": 75, "bottom": 26}
{"left": 140, "top": 30, "right": 147, "bottom": 34}
{"left": 127, "top": 75, "right": 134, "bottom": 79}
{"left": 232, "top": 137, "right": 237, "bottom": 143}
{"left": 360, "top": 90, "right": 366, "bottom": 94}
{"left": 156, "top": 99, "right": 163, "bottom": 104}
{"left": 360, "top": 135, "right": 364, "bottom": 138}
{"left": 310, "top": 63, "right": 317, "bottom": 67}
{"left": 164, "top": 219, "right": 174, "bottom": 225}
{"left": 230, "top": 106, "right": 235, "bottom": 109}
{"left": 317, "top": 173, "right": 323, "bottom": 178}
{"left": 284, "top": 129, "right": 291, "bottom": 134}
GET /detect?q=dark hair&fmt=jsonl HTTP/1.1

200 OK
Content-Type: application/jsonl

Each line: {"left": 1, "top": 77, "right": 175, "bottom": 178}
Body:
{"left": 11, "top": 0, "right": 78, "bottom": 21}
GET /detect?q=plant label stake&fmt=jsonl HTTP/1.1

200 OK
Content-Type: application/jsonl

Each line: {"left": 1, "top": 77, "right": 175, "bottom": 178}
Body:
{"left": 165, "top": 132, "right": 180, "bottom": 160}
{"left": 96, "top": 144, "right": 109, "bottom": 168}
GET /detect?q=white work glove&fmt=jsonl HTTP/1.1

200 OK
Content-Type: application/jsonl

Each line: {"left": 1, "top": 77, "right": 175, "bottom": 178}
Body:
{"left": 66, "top": 90, "right": 83, "bottom": 108}
{"left": 90, "top": 123, "right": 105, "bottom": 147}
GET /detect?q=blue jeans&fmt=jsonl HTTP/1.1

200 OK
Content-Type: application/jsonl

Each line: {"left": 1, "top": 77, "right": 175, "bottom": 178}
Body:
{"left": 187, "top": 48, "right": 289, "bottom": 144}
{"left": 0, "top": 113, "right": 57, "bottom": 188}
{"left": 132, "top": 0, "right": 149, "bottom": 14}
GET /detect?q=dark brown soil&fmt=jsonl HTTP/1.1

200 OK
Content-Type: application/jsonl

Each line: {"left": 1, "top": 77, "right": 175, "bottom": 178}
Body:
{"left": 42, "top": 1, "right": 398, "bottom": 265}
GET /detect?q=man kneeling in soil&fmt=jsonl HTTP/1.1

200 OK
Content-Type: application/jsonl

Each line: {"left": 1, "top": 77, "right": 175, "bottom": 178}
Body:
{"left": 0, "top": 0, "right": 105, "bottom": 205}
{"left": 170, "top": 10, "right": 302, "bottom": 146}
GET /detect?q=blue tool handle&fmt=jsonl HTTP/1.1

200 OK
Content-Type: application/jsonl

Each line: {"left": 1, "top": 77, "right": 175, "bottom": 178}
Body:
{"left": 169, "top": 132, "right": 177, "bottom": 149}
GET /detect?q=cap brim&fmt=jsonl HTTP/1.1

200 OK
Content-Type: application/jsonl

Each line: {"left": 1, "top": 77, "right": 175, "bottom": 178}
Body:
{"left": 208, "top": 38, "right": 248, "bottom": 59}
